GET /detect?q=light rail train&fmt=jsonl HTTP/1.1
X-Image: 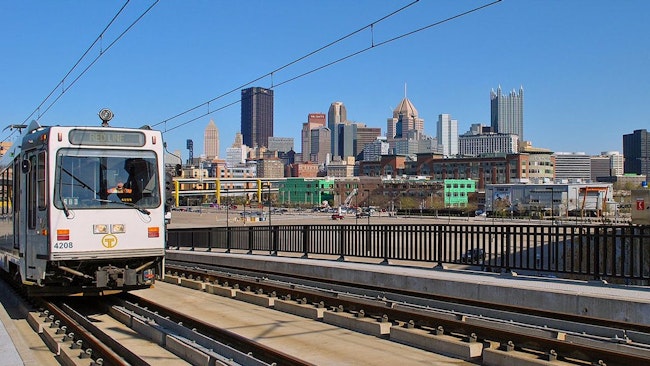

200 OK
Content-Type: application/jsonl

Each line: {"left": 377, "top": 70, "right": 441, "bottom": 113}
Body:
{"left": 0, "top": 118, "right": 166, "bottom": 295}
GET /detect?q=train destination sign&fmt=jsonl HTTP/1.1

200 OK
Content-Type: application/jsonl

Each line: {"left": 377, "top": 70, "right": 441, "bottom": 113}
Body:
{"left": 69, "top": 130, "right": 145, "bottom": 147}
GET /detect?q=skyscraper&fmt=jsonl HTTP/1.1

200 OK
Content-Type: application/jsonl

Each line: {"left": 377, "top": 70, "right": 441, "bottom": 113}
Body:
{"left": 328, "top": 102, "right": 347, "bottom": 159}
{"left": 490, "top": 86, "right": 524, "bottom": 142}
{"left": 387, "top": 97, "right": 423, "bottom": 139}
{"left": 623, "top": 129, "right": 650, "bottom": 177}
{"left": 203, "top": 119, "right": 219, "bottom": 159}
{"left": 301, "top": 113, "right": 326, "bottom": 162}
{"left": 355, "top": 125, "right": 381, "bottom": 160}
{"left": 310, "top": 126, "right": 331, "bottom": 164}
{"left": 241, "top": 87, "right": 274, "bottom": 148}
{"left": 437, "top": 114, "right": 458, "bottom": 157}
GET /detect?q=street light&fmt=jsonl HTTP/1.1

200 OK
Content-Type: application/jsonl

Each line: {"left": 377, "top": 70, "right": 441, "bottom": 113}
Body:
{"left": 546, "top": 186, "right": 555, "bottom": 224}
{"left": 225, "top": 188, "right": 229, "bottom": 229}
{"left": 355, "top": 190, "right": 359, "bottom": 225}
{"left": 267, "top": 182, "right": 272, "bottom": 254}
{"left": 267, "top": 183, "right": 272, "bottom": 227}
{"left": 364, "top": 189, "right": 370, "bottom": 225}
{"left": 225, "top": 188, "right": 230, "bottom": 253}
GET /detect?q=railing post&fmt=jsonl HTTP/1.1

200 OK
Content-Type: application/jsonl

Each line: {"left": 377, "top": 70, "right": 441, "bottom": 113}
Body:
{"left": 271, "top": 226, "right": 278, "bottom": 256}
{"left": 225, "top": 227, "right": 231, "bottom": 253}
{"left": 301, "top": 225, "right": 309, "bottom": 259}
{"left": 436, "top": 224, "right": 444, "bottom": 268}
{"left": 337, "top": 225, "right": 345, "bottom": 261}
{"left": 505, "top": 225, "right": 512, "bottom": 273}
{"left": 593, "top": 227, "right": 601, "bottom": 281}
{"left": 247, "top": 226, "right": 254, "bottom": 255}
{"left": 380, "top": 225, "right": 389, "bottom": 265}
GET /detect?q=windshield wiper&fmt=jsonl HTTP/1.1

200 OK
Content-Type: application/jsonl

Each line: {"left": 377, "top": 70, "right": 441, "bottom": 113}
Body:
{"left": 94, "top": 198, "right": 151, "bottom": 215}
{"left": 61, "top": 167, "right": 99, "bottom": 196}
{"left": 60, "top": 196, "right": 71, "bottom": 218}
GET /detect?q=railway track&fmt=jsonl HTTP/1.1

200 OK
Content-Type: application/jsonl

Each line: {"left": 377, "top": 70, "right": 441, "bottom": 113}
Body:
{"left": 26, "top": 294, "right": 315, "bottom": 366}
{"left": 4, "top": 259, "right": 649, "bottom": 365}
{"left": 165, "top": 261, "right": 650, "bottom": 366}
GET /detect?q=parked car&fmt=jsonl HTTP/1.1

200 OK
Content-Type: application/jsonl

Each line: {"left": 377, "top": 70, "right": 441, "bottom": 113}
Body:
{"left": 356, "top": 212, "right": 370, "bottom": 218}
{"left": 331, "top": 214, "right": 344, "bottom": 220}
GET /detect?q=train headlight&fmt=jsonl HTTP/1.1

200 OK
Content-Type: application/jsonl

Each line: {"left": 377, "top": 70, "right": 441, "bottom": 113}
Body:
{"left": 111, "top": 224, "right": 126, "bottom": 234}
{"left": 93, "top": 224, "right": 109, "bottom": 234}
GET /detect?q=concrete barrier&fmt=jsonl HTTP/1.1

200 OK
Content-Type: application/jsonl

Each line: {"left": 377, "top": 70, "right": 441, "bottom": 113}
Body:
{"left": 390, "top": 325, "right": 482, "bottom": 360}
{"left": 166, "top": 335, "right": 211, "bottom": 366}
{"left": 235, "top": 290, "right": 275, "bottom": 307}
{"left": 179, "top": 277, "right": 206, "bottom": 291}
{"left": 273, "top": 299, "right": 326, "bottom": 320}
{"left": 205, "top": 283, "right": 238, "bottom": 297}
{"left": 323, "top": 311, "right": 391, "bottom": 336}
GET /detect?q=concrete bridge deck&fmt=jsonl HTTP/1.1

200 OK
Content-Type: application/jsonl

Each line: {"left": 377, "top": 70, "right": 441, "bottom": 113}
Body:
{"left": 167, "top": 249, "right": 650, "bottom": 328}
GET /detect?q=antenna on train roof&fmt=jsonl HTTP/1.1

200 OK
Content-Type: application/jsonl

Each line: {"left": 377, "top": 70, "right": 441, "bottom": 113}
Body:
{"left": 3, "top": 124, "right": 28, "bottom": 133}
{"left": 98, "top": 108, "right": 114, "bottom": 127}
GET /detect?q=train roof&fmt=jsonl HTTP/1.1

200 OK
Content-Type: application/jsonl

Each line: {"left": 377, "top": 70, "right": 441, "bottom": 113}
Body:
{"left": 0, "top": 121, "right": 164, "bottom": 170}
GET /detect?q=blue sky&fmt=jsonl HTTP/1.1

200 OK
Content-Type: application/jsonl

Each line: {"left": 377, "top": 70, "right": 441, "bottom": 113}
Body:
{"left": 1, "top": 1, "right": 649, "bottom": 161}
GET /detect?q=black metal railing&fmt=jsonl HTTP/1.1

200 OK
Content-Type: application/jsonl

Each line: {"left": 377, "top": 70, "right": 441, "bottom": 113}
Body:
{"left": 167, "top": 224, "right": 650, "bottom": 285}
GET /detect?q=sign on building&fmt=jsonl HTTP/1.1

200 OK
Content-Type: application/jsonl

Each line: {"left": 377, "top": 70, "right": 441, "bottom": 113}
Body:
{"left": 631, "top": 189, "right": 650, "bottom": 225}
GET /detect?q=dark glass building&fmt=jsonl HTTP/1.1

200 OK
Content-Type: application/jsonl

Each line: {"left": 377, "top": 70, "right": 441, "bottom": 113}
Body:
{"left": 241, "top": 87, "right": 274, "bottom": 148}
{"left": 490, "top": 86, "right": 524, "bottom": 142}
{"left": 623, "top": 129, "right": 650, "bottom": 177}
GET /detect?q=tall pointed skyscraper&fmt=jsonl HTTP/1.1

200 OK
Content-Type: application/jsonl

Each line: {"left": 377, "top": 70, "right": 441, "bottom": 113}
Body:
{"left": 328, "top": 101, "right": 347, "bottom": 159}
{"left": 204, "top": 119, "right": 219, "bottom": 159}
{"left": 490, "top": 86, "right": 524, "bottom": 142}
{"left": 241, "top": 87, "right": 274, "bottom": 148}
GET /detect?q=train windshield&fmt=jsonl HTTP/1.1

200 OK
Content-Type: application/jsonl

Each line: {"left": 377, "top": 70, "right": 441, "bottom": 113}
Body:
{"left": 54, "top": 149, "right": 161, "bottom": 210}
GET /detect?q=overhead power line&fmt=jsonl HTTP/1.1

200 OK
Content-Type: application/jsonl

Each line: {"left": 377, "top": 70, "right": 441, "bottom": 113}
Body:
{"left": 155, "top": 0, "right": 502, "bottom": 135}
{"left": 153, "top": 0, "right": 421, "bottom": 131}
{"left": 20, "top": 0, "right": 159, "bottom": 126}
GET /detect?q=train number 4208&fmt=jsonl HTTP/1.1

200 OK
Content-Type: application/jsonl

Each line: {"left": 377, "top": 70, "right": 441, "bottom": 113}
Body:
{"left": 54, "top": 242, "right": 74, "bottom": 249}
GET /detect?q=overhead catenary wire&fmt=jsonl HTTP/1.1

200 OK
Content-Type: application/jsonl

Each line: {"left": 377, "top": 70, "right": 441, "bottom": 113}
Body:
{"left": 31, "top": 1, "right": 160, "bottom": 124}
{"left": 19, "top": 1, "right": 132, "bottom": 127}
{"left": 152, "top": 0, "right": 421, "bottom": 131}
{"left": 0, "top": 0, "right": 160, "bottom": 147}
{"left": 157, "top": 0, "right": 502, "bottom": 134}
{"left": 2, "top": 1, "right": 160, "bottom": 146}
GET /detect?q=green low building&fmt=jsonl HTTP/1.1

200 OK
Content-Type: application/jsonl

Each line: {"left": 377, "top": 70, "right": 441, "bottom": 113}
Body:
{"left": 279, "top": 178, "right": 335, "bottom": 206}
{"left": 444, "top": 179, "right": 476, "bottom": 207}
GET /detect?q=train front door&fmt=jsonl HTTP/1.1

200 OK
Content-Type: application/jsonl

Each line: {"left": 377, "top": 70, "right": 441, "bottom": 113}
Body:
{"left": 23, "top": 151, "right": 48, "bottom": 284}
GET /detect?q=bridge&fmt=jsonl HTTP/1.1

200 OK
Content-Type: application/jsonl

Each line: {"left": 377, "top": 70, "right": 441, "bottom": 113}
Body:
{"left": 168, "top": 221, "right": 650, "bottom": 285}
{"left": 169, "top": 177, "right": 283, "bottom": 206}
{"left": 163, "top": 216, "right": 650, "bottom": 364}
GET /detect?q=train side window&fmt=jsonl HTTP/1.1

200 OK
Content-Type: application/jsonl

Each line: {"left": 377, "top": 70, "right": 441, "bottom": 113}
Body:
{"left": 38, "top": 151, "right": 47, "bottom": 211}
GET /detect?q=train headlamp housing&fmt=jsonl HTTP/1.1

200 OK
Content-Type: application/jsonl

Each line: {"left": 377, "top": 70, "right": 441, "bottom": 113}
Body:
{"left": 93, "top": 224, "right": 109, "bottom": 234}
{"left": 111, "top": 224, "right": 126, "bottom": 234}
{"left": 93, "top": 224, "right": 125, "bottom": 234}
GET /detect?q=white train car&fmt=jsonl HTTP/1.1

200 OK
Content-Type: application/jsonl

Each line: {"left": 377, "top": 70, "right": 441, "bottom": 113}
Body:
{"left": 0, "top": 120, "right": 166, "bottom": 295}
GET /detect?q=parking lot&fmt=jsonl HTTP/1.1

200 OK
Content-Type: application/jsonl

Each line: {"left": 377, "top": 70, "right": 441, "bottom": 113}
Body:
{"left": 167, "top": 206, "right": 496, "bottom": 229}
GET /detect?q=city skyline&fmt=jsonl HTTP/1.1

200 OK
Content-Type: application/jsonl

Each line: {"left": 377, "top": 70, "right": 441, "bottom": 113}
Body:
{"left": 1, "top": 1, "right": 648, "bottom": 160}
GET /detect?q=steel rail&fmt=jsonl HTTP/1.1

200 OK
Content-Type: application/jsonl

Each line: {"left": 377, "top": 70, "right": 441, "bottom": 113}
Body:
{"left": 37, "top": 299, "right": 139, "bottom": 366}
{"left": 165, "top": 263, "right": 650, "bottom": 366}
{"left": 119, "top": 292, "right": 315, "bottom": 366}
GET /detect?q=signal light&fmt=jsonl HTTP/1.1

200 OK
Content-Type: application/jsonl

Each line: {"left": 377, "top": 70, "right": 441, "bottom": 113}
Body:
{"left": 57, "top": 229, "right": 70, "bottom": 241}
{"left": 148, "top": 227, "right": 160, "bottom": 238}
{"left": 164, "top": 172, "right": 174, "bottom": 206}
